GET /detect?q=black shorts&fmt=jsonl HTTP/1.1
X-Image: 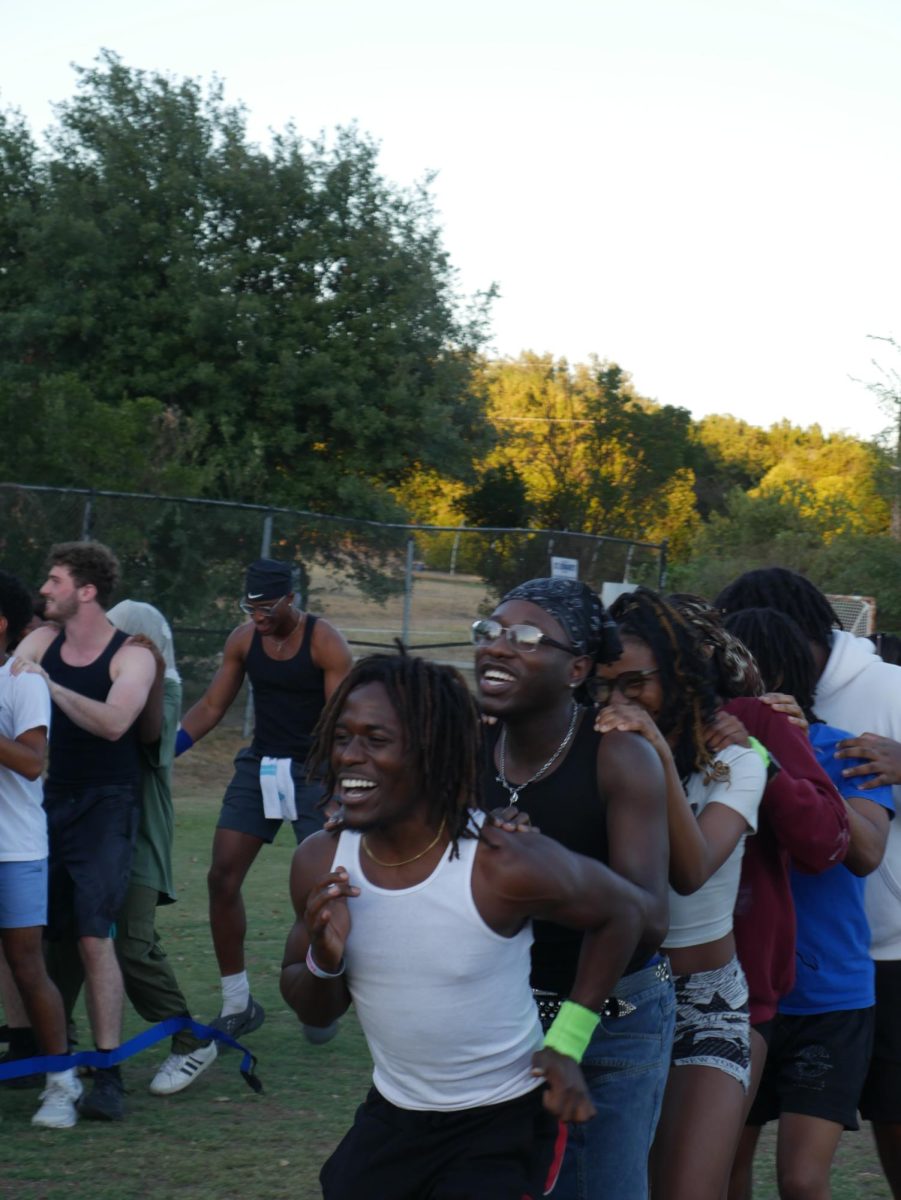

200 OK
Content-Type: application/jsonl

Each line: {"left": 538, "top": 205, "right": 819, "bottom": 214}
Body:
{"left": 748, "top": 1008, "right": 875, "bottom": 1131}
{"left": 860, "top": 960, "right": 901, "bottom": 1123}
{"left": 217, "top": 747, "right": 325, "bottom": 845}
{"left": 44, "top": 782, "right": 140, "bottom": 940}
{"left": 320, "top": 1086, "right": 565, "bottom": 1200}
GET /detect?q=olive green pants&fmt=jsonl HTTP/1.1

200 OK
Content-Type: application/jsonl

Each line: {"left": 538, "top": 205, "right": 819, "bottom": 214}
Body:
{"left": 48, "top": 883, "right": 206, "bottom": 1056}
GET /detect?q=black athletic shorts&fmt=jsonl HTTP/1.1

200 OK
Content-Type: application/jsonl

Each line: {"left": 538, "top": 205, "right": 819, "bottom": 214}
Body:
{"left": 217, "top": 747, "right": 324, "bottom": 845}
{"left": 320, "top": 1085, "right": 566, "bottom": 1200}
{"left": 44, "top": 781, "right": 140, "bottom": 940}
{"left": 748, "top": 1007, "right": 875, "bottom": 1131}
{"left": 860, "top": 961, "right": 901, "bottom": 1123}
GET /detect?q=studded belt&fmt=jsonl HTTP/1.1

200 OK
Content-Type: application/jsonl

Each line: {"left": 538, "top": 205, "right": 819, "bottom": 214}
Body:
{"left": 533, "top": 959, "right": 671, "bottom": 1032}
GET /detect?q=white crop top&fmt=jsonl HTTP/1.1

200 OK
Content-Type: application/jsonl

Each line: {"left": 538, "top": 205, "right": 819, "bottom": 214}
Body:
{"left": 331, "top": 811, "right": 544, "bottom": 1111}
{"left": 663, "top": 743, "right": 766, "bottom": 950}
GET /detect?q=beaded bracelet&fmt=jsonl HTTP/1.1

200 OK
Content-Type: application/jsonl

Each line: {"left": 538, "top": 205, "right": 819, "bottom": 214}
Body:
{"left": 305, "top": 945, "right": 346, "bottom": 979}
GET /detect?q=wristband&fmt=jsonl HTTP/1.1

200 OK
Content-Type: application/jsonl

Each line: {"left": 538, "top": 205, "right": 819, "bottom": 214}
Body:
{"left": 174, "top": 727, "right": 194, "bottom": 757}
{"left": 747, "top": 736, "right": 770, "bottom": 767}
{"left": 543, "top": 999, "right": 600, "bottom": 1063}
{"left": 306, "top": 945, "right": 346, "bottom": 979}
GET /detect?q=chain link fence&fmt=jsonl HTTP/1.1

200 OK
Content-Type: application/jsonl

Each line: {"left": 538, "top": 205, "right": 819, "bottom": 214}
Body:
{"left": 0, "top": 484, "right": 666, "bottom": 714}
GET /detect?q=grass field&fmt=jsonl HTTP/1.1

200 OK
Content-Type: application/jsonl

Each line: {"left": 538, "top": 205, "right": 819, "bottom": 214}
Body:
{"left": 0, "top": 727, "right": 893, "bottom": 1199}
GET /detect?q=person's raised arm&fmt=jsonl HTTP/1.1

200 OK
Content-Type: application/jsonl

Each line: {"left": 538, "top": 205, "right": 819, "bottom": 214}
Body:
{"left": 14, "top": 643, "right": 156, "bottom": 741}
{"left": 125, "top": 633, "right": 166, "bottom": 745}
{"left": 597, "top": 729, "right": 669, "bottom": 955}
{"left": 725, "top": 698, "right": 850, "bottom": 874}
{"left": 177, "top": 626, "right": 248, "bottom": 748}
{"left": 312, "top": 619, "right": 353, "bottom": 702}
{"left": 596, "top": 701, "right": 757, "bottom": 895}
{"left": 280, "top": 831, "right": 355, "bottom": 1028}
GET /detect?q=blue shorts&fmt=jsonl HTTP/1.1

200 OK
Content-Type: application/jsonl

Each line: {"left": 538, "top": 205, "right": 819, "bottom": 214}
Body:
{"left": 217, "top": 747, "right": 325, "bottom": 845}
{"left": 0, "top": 858, "right": 49, "bottom": 929}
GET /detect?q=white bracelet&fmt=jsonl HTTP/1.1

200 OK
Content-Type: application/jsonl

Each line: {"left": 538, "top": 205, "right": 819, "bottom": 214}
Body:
{"left": 306, "top": 945, "right": 346, "bottom": 979}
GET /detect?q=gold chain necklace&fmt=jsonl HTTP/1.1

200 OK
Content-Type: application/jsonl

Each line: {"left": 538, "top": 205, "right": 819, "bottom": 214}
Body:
{"left": 362, "top": 818, "right": 448, "bottom": 868}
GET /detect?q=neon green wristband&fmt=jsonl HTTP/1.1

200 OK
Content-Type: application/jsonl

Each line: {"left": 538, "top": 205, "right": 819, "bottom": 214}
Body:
{"left": 747, "top": 736, "right": 770, "bottom": 767}
{"left": 543, "top": 999, "right": 600, "bottom": 1063}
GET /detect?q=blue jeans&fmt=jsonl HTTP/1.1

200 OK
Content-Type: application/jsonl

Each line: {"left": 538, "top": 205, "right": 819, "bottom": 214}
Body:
{"left": 552, "top": 960, "right": 676, "bottom": 1200}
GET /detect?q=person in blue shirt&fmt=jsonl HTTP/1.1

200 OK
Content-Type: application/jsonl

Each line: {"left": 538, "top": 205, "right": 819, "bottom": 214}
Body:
{"left": 723, "top": 607, "right": 893, "bottom": 1200}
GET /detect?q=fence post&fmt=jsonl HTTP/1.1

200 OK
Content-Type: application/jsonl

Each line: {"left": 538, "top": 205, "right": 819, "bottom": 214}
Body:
{"left": 243, "top": 510, "right": 276, "bottom": 738}
{"left": 623, "top": 540, "right": 635, "bottom": 582}
{"left": 401, "top": 535, "right": 415, "bottom": 647}
{"left": 658, "top": 539, "right": 669, "bottom": 588}
{"left": 80, "top": 490, "right": 96, "bottom": 541}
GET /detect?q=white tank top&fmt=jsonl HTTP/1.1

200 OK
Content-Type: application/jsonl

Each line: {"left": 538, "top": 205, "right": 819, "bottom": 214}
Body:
{"left": 331, "top": 811, "right": 543, "bottom": 1111}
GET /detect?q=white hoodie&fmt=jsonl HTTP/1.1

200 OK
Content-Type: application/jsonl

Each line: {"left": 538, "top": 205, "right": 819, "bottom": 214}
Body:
{"left": 814, "top": 630, "right": 901, "bottom": 959}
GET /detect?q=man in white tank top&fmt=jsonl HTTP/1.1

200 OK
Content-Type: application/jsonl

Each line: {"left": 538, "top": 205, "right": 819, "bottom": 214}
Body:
{"left": 280, "top": 654, "right": 651, "bottom": 1200}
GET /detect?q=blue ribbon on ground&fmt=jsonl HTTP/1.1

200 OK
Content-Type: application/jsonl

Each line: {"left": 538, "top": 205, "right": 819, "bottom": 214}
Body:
{"left": 0, "top": 1017, "right": 263, "bottom": 1093}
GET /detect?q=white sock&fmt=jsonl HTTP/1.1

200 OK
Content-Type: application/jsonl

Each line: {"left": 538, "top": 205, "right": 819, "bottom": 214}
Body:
{"left": 220, "top": 971, "right": 250, "bottom": 1016}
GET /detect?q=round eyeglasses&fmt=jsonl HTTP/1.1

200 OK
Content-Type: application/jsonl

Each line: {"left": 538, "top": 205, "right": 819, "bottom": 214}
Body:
{"left": 239, "top": 594, "right": 287, "bottom": 618}
{"left": 583, "top": 669, "right": 660, "bottom": 705}
{"left": 471, "top": 618, "right": 577, "bottom": 655}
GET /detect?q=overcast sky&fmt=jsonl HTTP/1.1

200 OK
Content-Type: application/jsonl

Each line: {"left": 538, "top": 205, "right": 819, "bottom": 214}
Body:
{"left": 4, "top": 0, "right": 900, "bottom": 439}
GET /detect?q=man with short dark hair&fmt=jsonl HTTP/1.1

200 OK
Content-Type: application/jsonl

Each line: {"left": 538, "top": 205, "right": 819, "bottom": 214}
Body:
{"left": 14, "top": 542, "right": 156, "bottom": 1121}
{"left": 177, "top": 558, "right": 352, "bottom": 1037}
{"left": 281, "top": 653, "right": 649, "bottom": 1200}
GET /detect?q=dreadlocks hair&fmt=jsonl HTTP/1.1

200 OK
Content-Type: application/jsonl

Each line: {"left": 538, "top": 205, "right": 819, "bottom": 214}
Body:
{"left": 609, "top": 587, "right": 721, "bottom": 781}
{"left": 668, "top": 593, "right": 764, "bottom": 700}
{"left": 714, "top": 568, "right": 840, "bottom": 652}
{"left": 0, "top": 569, "right": 36, "bottom": 649}
{"left": 723, "top": 607, "right": 818, "bottom": 723}
{"left": 307, "top": 653, "right": 482, "bottom": 857}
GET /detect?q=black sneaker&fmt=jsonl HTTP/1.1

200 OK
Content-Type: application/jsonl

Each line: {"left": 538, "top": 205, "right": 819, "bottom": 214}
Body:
{"left": 0, "top": 1049, "right": 42, "bottom": 1089}
{"left": 78, "top": 1067, "right": 126, "bottom": 1121}
{"left": 208, "top": 996, "right": 265, "bottom": 1042}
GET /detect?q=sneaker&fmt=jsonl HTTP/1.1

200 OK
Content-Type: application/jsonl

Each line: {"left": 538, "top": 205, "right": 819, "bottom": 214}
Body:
{"left": 32, "top": 1073, "right": 83, "bottom": 1129}
{"left": 208, "top": 996, "right": 265, "bottom": 1042}
{"left": 302, "top": 1021, "right": 340, "bottom": 1045}
{"left": 78, "top": 1067, "right": 126, "bottom": 1121}
{"left": 0, "top": 1049, "right": 42, "bottom": 1090}
{"left": 149, "top": 1041, "right": 218, "bottom": 1096}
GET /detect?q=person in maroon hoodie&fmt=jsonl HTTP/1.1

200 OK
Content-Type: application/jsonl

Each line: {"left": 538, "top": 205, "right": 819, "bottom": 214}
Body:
{"left": 668, "top": 597, "right": 851, "bottom": 1150}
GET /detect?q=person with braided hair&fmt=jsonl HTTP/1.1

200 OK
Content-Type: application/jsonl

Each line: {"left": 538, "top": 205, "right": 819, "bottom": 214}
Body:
{"left": 476, "top": 578, "right": 672, "bottom": 1200}
{"left": 592, "top": 587, "right": 766, "bottom": 1200}
{"left": 280, "top": 653, "right": 650, "bottom": 1200}
{"left": 717, "top": 567, "right": 901, "bottom": 1199}
{"left": 722, "top": 607, "right": 892, "bottom": 1200}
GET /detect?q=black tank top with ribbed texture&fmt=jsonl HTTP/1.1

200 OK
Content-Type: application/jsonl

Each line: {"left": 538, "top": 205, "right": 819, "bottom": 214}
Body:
{"left": 42, "top": 628, "right": 140, "bottom": 786}
{"left": 247, "top": 614, "right": 325, "bottom": 760}
{"left": 483, "top": 712, "right": 609, "bottom": 994}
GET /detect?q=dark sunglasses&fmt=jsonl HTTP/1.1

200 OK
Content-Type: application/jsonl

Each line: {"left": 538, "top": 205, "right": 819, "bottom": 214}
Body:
{"left": 584, "top": 668, "right": 660, "bottom": 705}
{"left": 471, "top": 618, "right": 577, "bottom": 655}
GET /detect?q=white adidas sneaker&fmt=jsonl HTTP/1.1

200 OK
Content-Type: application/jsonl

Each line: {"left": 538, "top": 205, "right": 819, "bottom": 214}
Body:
{"left": 149, "top": 1041, "right": 218, "bottom": 1096}
{"left": 32, "top": 1071, "right": 83, "bottom": 1129}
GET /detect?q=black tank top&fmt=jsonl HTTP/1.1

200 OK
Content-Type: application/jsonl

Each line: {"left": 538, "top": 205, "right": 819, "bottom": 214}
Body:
{"left": 247, "top": 614, "right": 325, "bottom": 760}
{"left": 42, "top": 628, "right": 141, "bottom": 787}
{"left": 483, "top": 713, "right": 610, "bottom": 994}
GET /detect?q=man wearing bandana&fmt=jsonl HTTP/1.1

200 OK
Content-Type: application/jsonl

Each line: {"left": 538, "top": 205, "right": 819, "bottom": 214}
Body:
{"left": 475, "top": 578, "right": 674, "bottom": 1199}
{"left": 176, "top": 558, "right": 352, "bottom": 1039}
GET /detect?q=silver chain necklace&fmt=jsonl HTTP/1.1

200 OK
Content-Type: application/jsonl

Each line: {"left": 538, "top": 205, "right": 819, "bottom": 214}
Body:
{"left": 496, "top": 702, "right": 580, "bottom": 805}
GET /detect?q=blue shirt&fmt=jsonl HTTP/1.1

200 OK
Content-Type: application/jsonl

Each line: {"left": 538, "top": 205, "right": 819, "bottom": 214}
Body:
{"left": 779, "top": 723, "right": 894, "bottom": 1015}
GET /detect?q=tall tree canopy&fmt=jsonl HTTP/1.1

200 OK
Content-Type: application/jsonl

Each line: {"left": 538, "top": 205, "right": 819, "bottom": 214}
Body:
{"left": 0, "top": 52, "right": 492, "bottom": 516}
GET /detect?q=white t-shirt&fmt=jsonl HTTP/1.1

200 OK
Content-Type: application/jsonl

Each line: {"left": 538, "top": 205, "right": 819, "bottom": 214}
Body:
{"left": 0, "top": 660, "right": 50, "bottom": 861}
{"left": 663, "top": 743, "right": 766, "bottom": 950}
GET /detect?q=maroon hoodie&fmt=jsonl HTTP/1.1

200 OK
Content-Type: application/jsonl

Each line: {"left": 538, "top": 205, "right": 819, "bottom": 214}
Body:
{"left": 724, "top": 697, "right": 850, "bottom": 1024}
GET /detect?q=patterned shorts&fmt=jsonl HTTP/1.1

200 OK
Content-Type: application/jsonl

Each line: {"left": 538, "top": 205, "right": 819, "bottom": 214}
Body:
{"left": 671, "top": 956, "right": 751, "bottom": 1090}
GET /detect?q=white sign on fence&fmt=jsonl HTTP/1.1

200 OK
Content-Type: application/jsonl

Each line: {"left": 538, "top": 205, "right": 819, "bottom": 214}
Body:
{"left": 550, "top": 556, "right": 579, "bottom": 580}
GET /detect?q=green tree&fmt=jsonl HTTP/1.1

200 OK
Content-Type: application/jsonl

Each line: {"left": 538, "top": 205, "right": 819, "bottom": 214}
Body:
{"left": 0, "top": 52, "right": 492, "bottom": 518}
